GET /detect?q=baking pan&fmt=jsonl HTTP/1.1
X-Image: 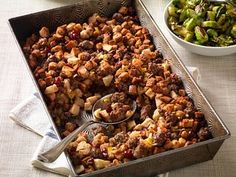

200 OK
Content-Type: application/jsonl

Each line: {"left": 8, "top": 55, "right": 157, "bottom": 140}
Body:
{"left": 8, "top": 0, "right": 230, "bottom": 176}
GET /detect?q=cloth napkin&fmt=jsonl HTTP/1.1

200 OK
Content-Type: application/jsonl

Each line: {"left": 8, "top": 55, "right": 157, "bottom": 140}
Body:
{"left": 9, "top": 66, "right": 200, "bottom": 177}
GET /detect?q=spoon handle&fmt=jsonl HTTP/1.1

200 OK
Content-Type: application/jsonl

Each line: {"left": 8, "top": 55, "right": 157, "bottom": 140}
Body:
{"left": 37, "top": 120, "right": 95, "bottom": 163}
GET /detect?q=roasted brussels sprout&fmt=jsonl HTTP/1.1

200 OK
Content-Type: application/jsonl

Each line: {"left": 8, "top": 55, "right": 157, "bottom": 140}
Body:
{"left": 185, "top": 18, "right": 199, "bottom": 30}
{"left": 173, "top": 25, "right": 190, "bottom": 38}
{"left": 168, "top": 5, "right": 178, "bottom": 17}
{"left": 227, "top": 8, "right": 236, "bottom": 18}
{"left": 167, "top": 0, "right": 236, "bottom": 46}
{"left": 172, "top": 0, "right": 186, "bottom": 8}
{"left": 217, "top": 34, "right": 234, "bottom": 46}
{"left": 186, "top": 8, "right": 197, "bottom": 18}
{"left": 184, "top": 32, "right": 194, "bottom": 41}
{"left": 207, "top": 11, "right": 216, "bottom": 21}
{"left": 179, "top": 9, "right": 188, "bottom": 22}
{"left": 231, "top": 24, "right": 236, "bottom": 38}
{"left": 217, "top": 14, "right": 226, "bottom": 25}
{"left": 195, "top": 26, "right": 209, "bottom": 44}
{"left": 202, "top": 20, "right": 219, "bottom": 28}
{"left": 207, "top": 29, "right": 218, "bottom": 38}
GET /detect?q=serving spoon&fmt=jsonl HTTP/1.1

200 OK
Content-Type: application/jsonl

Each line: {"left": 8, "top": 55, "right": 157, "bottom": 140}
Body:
{"left": 208, "top": 0, "right": 236, "bottom": 7}
{"left": 38, "top": 93, "right": 137, "bottom": 163}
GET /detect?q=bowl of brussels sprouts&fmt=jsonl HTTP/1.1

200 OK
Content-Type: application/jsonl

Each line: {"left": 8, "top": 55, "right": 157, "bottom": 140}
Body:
{"left": 164, "top": 0, "right": 236, "bottom": 56}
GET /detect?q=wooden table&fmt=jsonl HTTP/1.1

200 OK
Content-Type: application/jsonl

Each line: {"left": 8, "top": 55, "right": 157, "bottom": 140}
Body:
{"left": 0, "top": 0, "right": 235, "bottom": 176}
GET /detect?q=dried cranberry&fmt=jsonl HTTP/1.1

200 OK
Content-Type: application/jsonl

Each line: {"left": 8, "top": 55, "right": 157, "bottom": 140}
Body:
{"left": 187, "top": 130, "right": 197, "bottom": 140}
{"left": 124, "top": 149, "right": 133, "bottom": 159}
{"left": 69, "top": 31, "right": 79, "bottom": 40}
{"left": 54, "top": 77, "right": 62, "bottom": 86}
{"left": 45, "top": 46, "right": 51, "bottom": 54}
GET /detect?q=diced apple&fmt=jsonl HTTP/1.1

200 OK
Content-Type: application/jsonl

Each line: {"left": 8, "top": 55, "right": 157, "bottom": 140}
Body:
{"left": 69, "top": 103, "right": 80, "bottom": 116}
{"left": 127, "top": 120, "right": 136, "bottom": 130}
{"left": 170, "top": 90, "right": 178, "bottom": 98}
{"left": 102, "top": 75, "right": 113, "bottom": 87}
{"left": 94, "top": 159, "right": 111, "bottom": 169}
{"left": 99, "top": 110, "right": 110, "bottom": 121}
{"left": 44, "top": 84, "right": 59, "bottom": 94}
{"left": 67, "top": 56, "right": 80, "bottom": 65}
{"left": 145, "top": 88, "right": 155, "bottom": 99}
{"left": 102, "top": 44, "right": 112, "bottom": 52}
{"left": 153, "top": 109, "right": 160, "bottom": 121}
{"left": 141, "top": 118, "right": 154, "bottom": 128}
{"left": 84, "top": 102, "right": 92, "bottom": 111}
{"left": 62, "top": 65, "right": 74, "bottom": 77}
{"left": 77, "top": 66, "right": 89, "bottom": 78}
{"left": 94, "top": 108, "right": 102, "bottom": 119}
{"left": 86, "top": 95, "right": 101, "bottom": 105}
{"left": 63, "top": 79, "right": 71, "bottom": 91}
{"left": 155, "top": 96, "right": 163, "bottom": 108}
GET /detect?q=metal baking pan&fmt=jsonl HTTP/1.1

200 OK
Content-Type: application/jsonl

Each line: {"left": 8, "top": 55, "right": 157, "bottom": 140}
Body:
{"left": 8, "top": 0, "right": 230, "bottom": 176}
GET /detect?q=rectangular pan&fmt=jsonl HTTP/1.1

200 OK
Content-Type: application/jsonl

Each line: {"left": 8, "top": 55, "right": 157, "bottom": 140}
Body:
{"left": 8, "top": 0, "right": 230, "bottom": 176}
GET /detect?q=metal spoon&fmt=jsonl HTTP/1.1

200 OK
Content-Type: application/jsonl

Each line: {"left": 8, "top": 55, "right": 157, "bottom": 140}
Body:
{"left": 208, "top": 0, "right": 236, "bottom": 7}
{"left": 37, "top": 93, "right": 136, "bottom": 163}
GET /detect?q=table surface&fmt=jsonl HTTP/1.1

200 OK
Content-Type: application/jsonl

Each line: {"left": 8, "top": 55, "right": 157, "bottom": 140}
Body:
{"left": 0, "top": 0, "right": 235, "bottom": 177}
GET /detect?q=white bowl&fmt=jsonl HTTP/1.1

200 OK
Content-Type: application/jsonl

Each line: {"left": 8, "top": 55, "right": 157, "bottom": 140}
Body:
{"left": 163, "top": 1, "right": 236, "bottom": 56}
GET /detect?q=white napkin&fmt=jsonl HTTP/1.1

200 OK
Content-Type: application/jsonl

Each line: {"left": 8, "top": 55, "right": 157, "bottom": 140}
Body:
{"left": 9, "top": 66, "right": 200, "bottom": 177}
{"left": 9, "top": 93, "right": 74, "bottom": 177}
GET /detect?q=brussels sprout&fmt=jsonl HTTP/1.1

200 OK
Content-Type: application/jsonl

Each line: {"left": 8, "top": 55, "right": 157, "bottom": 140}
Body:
{"left": 168, "top": 16, "right": 178, "bottom": 26}
{"left": 217, "top": 34, "right": 234, "bottom": 46}
{"left": 216, "top": 5, "right": 227, "bottom": 19}
{"left": 212, "top": 6, "right": 220, "bottom": 13}
{"left": 207, "top": 11, "right": 216, "bottom": 21}
{"left": 168, "top": 5, "right": 178, "bottom": 17}
{"left": 195, "top": 1, "right": 209, "bottom": 17}
{"left": 221, "top": 19, "right": 231, "bottom": 32}
{"left": 168, "top": 16, "right": 178, "bottom": 32}
{"left": 195, "top": 26, "right": 209, "bottom": 44}
{"left": 226, "top": 3, "right": 234, "bottom": 10}
{"left": 217, "top": 14, "right": 226, "bottom": 26}
{"left": 185, "top": 18, "right": 199, "bottom": 30}
{"left": 172, "top": 0, "right": 186, "bottom": 8}
{"left": 226, "top": 8, "right": 236, "bottom": 19}
{"left": 183, "top": 18, "right": 191, "bottom": 27}
{"left": 193, "top": 40, "right": 201, "bottom": 45}
{"left": 202, "top": 21, "right": 219, "bottom": 28}
{"left": 231, "top": 24, "right": 236, "bottom": 38}
{"left": 184, "top": 32, "right": 194, "bottom": 41}
{"left": 208, "top": 4, "right": 214, "bottom": 11}
{"left": 186, "top": 9, "right": 197, "bottom": 18}
{"left": 187, "top": 0, "right": 201, "bottom": 8}
{"left": 173, "top": 25, "right": 191, "bottom": 38}
{"left": 225, "top": 26, "right": 232, "bottom": 35}
{"left": 179, "top": 9, "right": 188, "bottom": 22}
{"left": 207, "top": 29, "right": 218, "bottom": 38}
